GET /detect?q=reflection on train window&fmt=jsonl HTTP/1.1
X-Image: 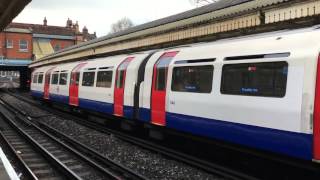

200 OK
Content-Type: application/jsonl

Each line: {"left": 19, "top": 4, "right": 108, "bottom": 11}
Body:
{"left": 71, "top": 72, "right": 80, "bottom": 85}
{"left": 221, "top": 62, "right": 288, "bottom": 97}
{"left": 59, "top": 73, "right": 68, "bottom": 85}
{"left": 82, "top": 72, "right": 95, "bottom": 86}
{"left": 38, "top": 74, "right": 44, "bottom": 84}
{"left": 32, "top": 74, "right": 38, "bottom": 84}
{"left": 155, "top": 57, "right": 173, "bottom": 91}
{"left": 51, "top": 73, "right": 59, "bottom": 85}
{"left": 75, "top": 72, "right": 80, "bottom": 85}
{"left": 172, "top": 65, "right": 213, "bottom": 93}
{"left": 116, "top": 70, "right": 125, "bottom": 88}
{"left": 97, "top": 71, "right": 113, "bottom": 88}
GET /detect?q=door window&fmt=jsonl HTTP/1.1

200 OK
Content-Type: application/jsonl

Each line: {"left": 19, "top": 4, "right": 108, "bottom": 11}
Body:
{"left": 154, "top": 56, "right": 175, "bottom": 91}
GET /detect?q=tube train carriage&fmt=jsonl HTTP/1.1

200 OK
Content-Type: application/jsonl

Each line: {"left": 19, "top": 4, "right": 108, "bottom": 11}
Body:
{"left": 31, "top": 26, "right": 320, "bottom": 162}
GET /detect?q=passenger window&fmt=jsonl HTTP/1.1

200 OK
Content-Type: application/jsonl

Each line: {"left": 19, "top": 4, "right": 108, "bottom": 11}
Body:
{"left": 82, "top": 72, "right": 95, "bottom": 86}
{"left": 155, "top": 56, "right": 173, "bottom": 91}
{"left": 221, "top": 62, "right": 288, "bottom": 97}
{"left": 32, "top": 74, "right": 38, "bottom": 84}
{"left": 59, "top": 73, "right": 68, "bottom": 85}
{"left": 97, "top": 71, "right": 113, "bottom": 88}
{"left": 51, "top": 73, "right": 59, "bottom": 85}
{"left": 38, "top": 74, "right": 44, "bottom": 84}
{"left": 172, "top": 65, "right": 213, "bottom": 93}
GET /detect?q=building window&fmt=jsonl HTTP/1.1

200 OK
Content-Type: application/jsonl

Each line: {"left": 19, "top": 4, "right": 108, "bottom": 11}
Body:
{"left": 221, "top": 62, "right": 288, "bottom": 97}
{"left": 172, "top": 65, "right": 214, "bottom": 93}
{"left": 82, "top": 72, "right": 95, "bottom": 86}
{"left": 6, "top": 40, "right": 13, "bottom": 48}
{"left": 59, "top": 73, "right": 68, "bottom": 85}
{"left": 54, "top": 44, "right": 61, "bottom": 52}
{"left": 96, "top": 71, "right": 113, "bottom": 88}
{"left": 19, "top": 40, "right": 28, "bottom": 52}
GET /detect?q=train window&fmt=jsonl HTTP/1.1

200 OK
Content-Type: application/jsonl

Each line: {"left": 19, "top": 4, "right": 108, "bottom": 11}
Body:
{"left": 71, "top": 72, "right": 81, "bottom": 86}
{"left": 32, "top": 74, "right": 38, "bottom": 84}
{"left": 97, "top": 71, "right": 113, "bottom": 88}
{"left": 116, "top": 70, "right": 125, "bottom": 88}
{"left": 172, "top": 65, "right": 213, "bottom": 93}
{"left": 59, "top": 73, "right": 68, "bottom": 85}
{"left": 221, "top": 62, "right": 288, "bottom": 97}
{"left": 51, "top": 73, "right": 59, "bottom": 85}
{"left": 82, "top": 72, "right": 95, "bottom": 86}
{"left": 75, "top": 72, "right": 80, "bottom": 85}
{"left": 155, "top": 57, "right": 172, "bottom": 91}
{"left": 38, "top": 74, "right": 44, "bottom": 84}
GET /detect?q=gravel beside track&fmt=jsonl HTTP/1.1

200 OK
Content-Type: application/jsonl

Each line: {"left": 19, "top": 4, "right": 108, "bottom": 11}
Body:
{"left": 1, "top": 93, "right": 224, "bottom": 180}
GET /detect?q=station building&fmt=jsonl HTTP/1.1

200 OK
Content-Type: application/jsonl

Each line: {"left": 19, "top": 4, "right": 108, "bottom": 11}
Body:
{"left": 0, "top": 17, "right": 96, "bottom": 89}
{"left": 0, "top": 18, "right": 97, "bottom": 66}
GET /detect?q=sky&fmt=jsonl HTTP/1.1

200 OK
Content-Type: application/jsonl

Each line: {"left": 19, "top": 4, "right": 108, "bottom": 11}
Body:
{"left": 14, "top": 0, "right": 195, "bottom": 37}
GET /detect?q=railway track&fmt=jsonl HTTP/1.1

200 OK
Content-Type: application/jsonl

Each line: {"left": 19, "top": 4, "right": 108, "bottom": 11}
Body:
{"left": 5, "top": 91, "right": 257, "bottom": 180}
{"left": 0, "top": 93, "right": 147, "bottom": 180}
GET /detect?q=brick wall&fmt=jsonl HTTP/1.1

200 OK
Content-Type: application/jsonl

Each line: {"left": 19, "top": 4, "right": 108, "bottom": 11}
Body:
{"left": 50, "top": 39, "right": 74, "bottom": 52}
{"left": 0, "top": 32, "right": 33, "bottom": 60}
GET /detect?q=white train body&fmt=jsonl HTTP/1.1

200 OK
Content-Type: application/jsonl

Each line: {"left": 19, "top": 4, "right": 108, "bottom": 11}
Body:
{"left": 31, "top": 27, "right": 320, "bottom": 161}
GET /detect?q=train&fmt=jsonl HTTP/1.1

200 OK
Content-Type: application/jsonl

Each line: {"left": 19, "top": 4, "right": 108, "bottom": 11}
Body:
{"left": 31, "top": 26, "right": 320, "bottom": 163}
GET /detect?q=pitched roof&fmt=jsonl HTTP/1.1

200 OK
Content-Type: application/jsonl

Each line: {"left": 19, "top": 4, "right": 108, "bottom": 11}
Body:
{"left": 35, "top": 0, "right": 286, "bottom": 64}
{"left": 92, "top": 0, "right": 254, "bottom": 43}
{"left": 7, "top": 23, "right": 75, "bottom": 36}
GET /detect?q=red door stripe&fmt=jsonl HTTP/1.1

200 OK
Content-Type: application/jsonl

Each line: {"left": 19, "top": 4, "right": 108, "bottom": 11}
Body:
{"left": 114, "top": 57, "right": 135, "bottom": 116}
{"left": 69, "top": 63, "right": 87, "bottom": 106}
{"left": 314, "top": 54, "right": 320, "bottom": 160}
{"left": 151, "top": 51, "right": 179, "bottom": 126}
{"left": 44, "top": 67, "right": 56, "bottom": 99}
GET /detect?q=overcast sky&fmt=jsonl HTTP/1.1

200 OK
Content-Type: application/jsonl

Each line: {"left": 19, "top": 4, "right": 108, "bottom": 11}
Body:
{"left": 14, "top": 0, "right": 194, "bottom": 37}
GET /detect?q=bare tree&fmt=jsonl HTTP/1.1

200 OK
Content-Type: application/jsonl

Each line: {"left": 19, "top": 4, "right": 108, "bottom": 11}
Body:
{"left": 110, "top": 17, "right": 134, "bottom": 34}
{"left": 189, "top": 0, "right": 219, "bottom": 7}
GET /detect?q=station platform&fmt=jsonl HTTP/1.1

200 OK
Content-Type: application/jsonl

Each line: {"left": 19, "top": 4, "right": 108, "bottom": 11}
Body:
{"left": 0, "top": 147, "right": 19, "bottom": 180}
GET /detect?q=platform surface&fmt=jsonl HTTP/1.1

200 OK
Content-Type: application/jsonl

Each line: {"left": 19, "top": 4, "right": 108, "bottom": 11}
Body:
{"left": 0, "top": 147, "right": 19, "bottom": 180}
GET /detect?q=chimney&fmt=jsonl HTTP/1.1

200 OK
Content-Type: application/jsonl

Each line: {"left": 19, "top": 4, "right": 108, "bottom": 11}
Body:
{"left": 43, "top": 17, "right": 47, "bottom": 26}
{"left": 66, "top": 18, "right": 73, "bottom": 28}
{"left": 82, "top": 26, "right": 88, "bottom": 34}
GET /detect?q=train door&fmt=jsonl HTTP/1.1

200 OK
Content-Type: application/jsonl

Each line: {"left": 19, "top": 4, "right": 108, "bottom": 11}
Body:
{"left": 69, "top": 63, "right": 87, "bottom": 106}
{"left": 44, "top": 67, "right": 55, "bottom": 99}
{"left": 151, "top": 52, "right": 178, "bottom": 126}
{"left": 114, "top": 57, "right": 135, "bottom": 116}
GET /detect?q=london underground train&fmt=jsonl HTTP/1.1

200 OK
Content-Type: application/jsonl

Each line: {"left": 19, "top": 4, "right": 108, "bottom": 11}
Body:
{"left": 31, "top": 26, "right": 320, "bottom": 162}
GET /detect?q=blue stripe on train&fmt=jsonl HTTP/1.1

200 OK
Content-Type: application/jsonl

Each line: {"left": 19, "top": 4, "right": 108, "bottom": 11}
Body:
{"left": 139, "top": 108, "right": 151, "bottom": 122}
{"left": 31, "top": 90, "right": 43, "bottom": 98}
{"left": 166, "top": 112, "right": 313, "bottom": 160}
{"left": 79, "top": 98, "right": 114, "bottom": 114}
{"left": 49, "top": 94, "right": 69, "bottom": 104}
{"left": 124, "top": 106, "right": 134, "bottom": 119}
{"left": 30, "top": 92, "right": 312, "bottom": 160}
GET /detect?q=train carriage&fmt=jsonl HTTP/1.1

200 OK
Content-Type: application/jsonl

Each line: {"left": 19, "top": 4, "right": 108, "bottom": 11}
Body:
{"left": 31, "top": 66, "right": 53, "bottom": 99}
{"left": 31, "top": 26, "right": 320, "bottom": 162}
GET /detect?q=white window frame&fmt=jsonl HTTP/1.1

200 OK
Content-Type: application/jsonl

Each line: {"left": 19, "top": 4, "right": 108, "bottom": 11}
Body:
{"left": 6, "top": 40, "right": 13, "bottom": 49}
{"left": 19, "top": 40, "right": 28, "bottom": 52}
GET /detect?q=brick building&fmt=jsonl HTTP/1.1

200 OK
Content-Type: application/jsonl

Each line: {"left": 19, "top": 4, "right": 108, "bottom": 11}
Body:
{"left": 0, "top": 28, "right": 33, "bottom": 66}
{"left": 0, "top": 18, "right": 96, "bottom": 66}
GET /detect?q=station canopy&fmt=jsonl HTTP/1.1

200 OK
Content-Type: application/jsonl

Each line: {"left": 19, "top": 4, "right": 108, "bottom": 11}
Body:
{"left": 0, "top": 0, "right": 31, "bottom": 30}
